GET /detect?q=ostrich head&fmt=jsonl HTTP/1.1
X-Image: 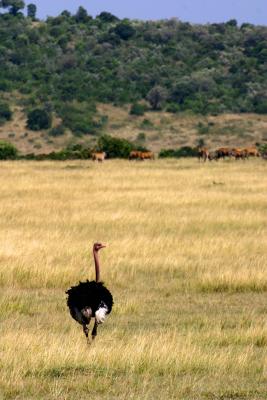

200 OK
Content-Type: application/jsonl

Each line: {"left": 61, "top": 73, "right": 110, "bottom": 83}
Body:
{"left": 93, "top": 243, "right": 106, "bottom": 252}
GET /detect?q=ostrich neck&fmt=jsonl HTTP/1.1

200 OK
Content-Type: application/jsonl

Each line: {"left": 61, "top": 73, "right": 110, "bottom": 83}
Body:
{"left": 93, "top": 250, "right": 100, "bottom": 282}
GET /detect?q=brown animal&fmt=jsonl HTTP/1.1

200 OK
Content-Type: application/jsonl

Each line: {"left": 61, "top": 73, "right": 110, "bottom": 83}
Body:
{"left": 139, "top": 151, "right": 155, "bottom": 160}
{"left": 92, "top": 152, "right": 106, "bottom": 162}
{"left": 129, "top": 151, "right": 142, "bottom": 160}
{"left": 215, "top": 147, "right": 231, "bottom": 159}
{"left": 208, "top": 151, "right": 219, "bottom": 161}
{"left": 231, "top": 148, "right": 247, "bottom": 160}
{"left": 243, "top": 147, "right": 260, "bottom": 157}
{"left": 198, "top": 147, "right": 209, "bottom": 162}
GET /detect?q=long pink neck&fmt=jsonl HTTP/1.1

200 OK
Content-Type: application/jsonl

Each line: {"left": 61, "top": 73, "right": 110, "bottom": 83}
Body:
{"left": 93, "top": 250, "right": 100, "bottom": 282}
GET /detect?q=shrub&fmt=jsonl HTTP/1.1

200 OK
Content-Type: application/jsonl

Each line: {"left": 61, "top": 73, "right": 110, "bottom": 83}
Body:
{"left": 140, "top": 119, "right": 154, "bottom": 129}
{"left": 27, "top": 108, "right": 52, "bottom": 130}
{"left": 97, "top": 12, "right": 119, "bottom": 23}
{"left": 146, "top": 86, "right": 167, "bottom": 110}
{"left": 197, "top": 122, "right": 210, "bottom": 135}
{"left": 254, "top": 99, "right": 267, "bottom": 114}
{"left": 114, "top": 22, "right": 136, "bottom": 40}
{"left": 59, "top": 102, "right": 98, "bottom": 135}
{"left": 130, "top": 103, "right": 145, "bottom": 116}
{"left": 0, "top": 141, "right": 18, "bottom": 160}
{"left": 159, "top": 146, "right": 198, "bottom": 158}
{"left": 166, "top": 103, "right": 180, "bottom": 113}
{"left": 97, "top": 134, "right": 134, "bottom": 158}
{"left": 136, "top": 132, "right": 146, "bottom": 141}
{"left": 36, "top": 144, "right": 92, "bottom": 161}
{"left": 258, "top": 143, "right": 267, "bottom": 155}
{"left": 0, "top": 102, "right": 12, "bottom": 122}
{"left": 48, "top": 124, "right": 65, "bottom": 137}
{"left": 0, "top": 80, "right": 12, "bottom": 92}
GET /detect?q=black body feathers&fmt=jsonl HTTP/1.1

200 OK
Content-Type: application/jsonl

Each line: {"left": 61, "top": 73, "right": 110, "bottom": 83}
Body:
{"left": 66, "top": 280, "right": 113, "bottom": 324}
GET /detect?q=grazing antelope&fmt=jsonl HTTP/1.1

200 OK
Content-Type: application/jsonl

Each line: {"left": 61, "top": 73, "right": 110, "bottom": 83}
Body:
{"left": 243, "top": 147, "right": 260, "bottom": 157}
{"left": 208, "top": 151, "right": 219, "bottom": 161}
{"left": 129, "top": 151, "right": 142, "bottom": 160}
{"left": 139, "top": 151, "right": 155, "bottom": 160}
{"left": 198, "top": 147, "right": 209, "bottom": 162}
{"left": 215, "top": 147, "right": 231, "bottom": 159}
{"left": 92, "top": 152, "right": 106, "bottom": 162}
{"left": 231, "top": 148, "right": 247, "bottom": 160}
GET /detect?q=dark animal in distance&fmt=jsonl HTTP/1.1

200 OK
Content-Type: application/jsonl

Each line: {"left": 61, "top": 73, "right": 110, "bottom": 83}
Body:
{"left": 215, "top": 147, "right": 232, "bottom": 159}
{"left": 208, "top": 151, "right": 219, "bottom": 161}
{"left": 66, "top": 243, "right": 113, "bottom": 343}
{"left": 129, "top": 150, "right": 142, "bottom": 160}
{"left": 198, "top": 147, "right": 209, "bottom": 162}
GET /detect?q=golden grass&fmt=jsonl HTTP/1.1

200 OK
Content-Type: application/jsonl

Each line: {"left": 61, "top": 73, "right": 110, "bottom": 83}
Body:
{"left": 0, "top": 159, "right": 267, "bottom": 399}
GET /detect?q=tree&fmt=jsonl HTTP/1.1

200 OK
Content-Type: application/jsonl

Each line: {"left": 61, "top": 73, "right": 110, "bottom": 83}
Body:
{"left": 114, "top": 22, "right": 136, "bottom": 40}
{"left": 0, "top": 102, "right": 12, "bottom": 122}
{"left": 226, "top": 19, "right": 238, "bottom": 27}
{"left": 0, "top": 0, "right": 25, "bottom": 15}
{"left": 97, "top": 11, "right": 119, "bottom": 23}
{"left": 130, "top": 103, "right": 145, "bottom": 116}
{"left": 97, "top": 135, "right": 133, "bottom": 158}
{"left": 27, "top": 3, "right": 36, "bottom": 19}
{"left": 27, "top": 108, "right": 52, "bottom": 130}
{"left": 61, "top": 10, "right": 71, "bottom": 18}
{"left": 75, "top": 6, "right": 88, "bottom": 23}
{"left": 0, "top": 140, "right": 18, "bottom": 159}
{"left": 146, "top": 86, "right": 167, "bottom": 110}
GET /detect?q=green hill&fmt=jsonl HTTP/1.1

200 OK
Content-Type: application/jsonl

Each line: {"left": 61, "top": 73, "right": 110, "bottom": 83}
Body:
{"left": 0, "top": 3, "right": 267, "bottom": 153}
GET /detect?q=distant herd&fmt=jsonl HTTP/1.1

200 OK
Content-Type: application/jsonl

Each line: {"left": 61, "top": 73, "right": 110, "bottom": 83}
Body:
{"left": 91, "top": 151, "right": 155, "bottom": 162}
{"left": 198, "top": 147, "right": 264, "bottom": 162}
{"left": 90, "top": 148, "right": 266, "bottom": 162}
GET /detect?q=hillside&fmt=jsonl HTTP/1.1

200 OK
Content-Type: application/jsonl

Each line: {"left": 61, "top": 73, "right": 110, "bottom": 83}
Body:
{"left": 0, "top": 4, "right": 267, "bottom": 153}
{"left": 1, "top": 103, "right": 267, "bottom": 154}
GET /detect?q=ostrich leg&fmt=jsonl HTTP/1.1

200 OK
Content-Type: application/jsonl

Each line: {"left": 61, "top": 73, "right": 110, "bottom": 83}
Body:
{"left": 92, "top": 320, "right": 98, "bottom": 340}
{"left": 83, "top": 324, "right": 90, "bottom": 344}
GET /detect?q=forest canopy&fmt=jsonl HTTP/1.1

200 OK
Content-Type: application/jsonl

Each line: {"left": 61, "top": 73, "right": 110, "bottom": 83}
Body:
{"left": 0, "top": 3, "right": 267, "bottom": 135}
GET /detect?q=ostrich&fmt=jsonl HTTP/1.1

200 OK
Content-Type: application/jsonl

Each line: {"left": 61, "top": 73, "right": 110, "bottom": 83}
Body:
{"left": 66, "top": 243, "right": 113, "bottom": 343}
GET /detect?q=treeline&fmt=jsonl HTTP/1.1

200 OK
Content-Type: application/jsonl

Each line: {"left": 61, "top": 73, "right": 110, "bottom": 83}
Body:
{"left": 1, "top": 137, "right": 266, "bottom": 160}
{"left": 0, "top": 135, "right": 199, "bottom": 160}
{"left": 0, "top": 135, "right": 148, "bottom": 160}
{"left": 0, "top": 2, "right": 267, "bottom": 137}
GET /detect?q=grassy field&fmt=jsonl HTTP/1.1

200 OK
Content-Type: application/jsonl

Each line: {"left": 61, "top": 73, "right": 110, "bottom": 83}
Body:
{"left": 0, "top": 158, "right": 266, "bottom": 399}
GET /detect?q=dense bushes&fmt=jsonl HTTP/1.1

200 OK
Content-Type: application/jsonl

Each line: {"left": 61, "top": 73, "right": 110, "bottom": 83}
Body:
{"left": 58, "top": 102, "right": 104, "bottom": 136}
{"left": 0, "top": 102, "right": 12, "bottom": 123}
{"left": 130, "top": 103, "right": 146, "bottom": 116}
{"left": 47, "top": 144, "right": 90, "bottom": 160}
{"left": 27, "top": 108, "right": 52, "bottom": 130}
{"left": 97, "top": 134, "right": 133, "bottom": 158}
{"left": 2, "top": 137, "right": 267, "bottom": 160}
{"left": 48, "top": 124, "right": 65, "bottom": 137}
{"left": 0, "top": 8, "right": 266, "bottom": 120}
{"left": 0, "top": 140, "right": 18, "bottom": 159}
{"left": 114, "top": 22, "right": 136, "bottom": 40}
{"left": 159, "top": 146, "right": 198, "bottom": 158}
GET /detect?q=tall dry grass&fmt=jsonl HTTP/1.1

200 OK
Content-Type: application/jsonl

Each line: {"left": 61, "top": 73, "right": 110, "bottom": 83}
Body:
{"left": 0, "top": 159, "right": 266, "bottom": 399}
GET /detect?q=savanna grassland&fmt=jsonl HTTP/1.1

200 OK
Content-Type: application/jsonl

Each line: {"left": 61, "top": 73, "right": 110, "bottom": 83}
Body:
{"left": 0, "top": 158, "right": 266, "bottom": 400}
